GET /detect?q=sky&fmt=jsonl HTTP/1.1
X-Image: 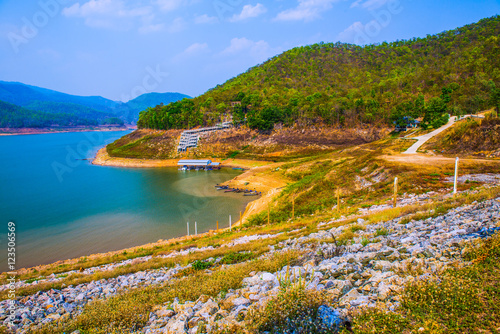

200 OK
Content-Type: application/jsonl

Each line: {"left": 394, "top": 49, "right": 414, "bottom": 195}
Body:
{"left": 0, "top": 0, "right": 499, "bottom": 102}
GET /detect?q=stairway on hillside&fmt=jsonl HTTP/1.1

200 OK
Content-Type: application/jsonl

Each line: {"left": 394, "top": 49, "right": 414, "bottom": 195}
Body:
{"left": 177, "top": 122, "right": 232, "bottom": 152}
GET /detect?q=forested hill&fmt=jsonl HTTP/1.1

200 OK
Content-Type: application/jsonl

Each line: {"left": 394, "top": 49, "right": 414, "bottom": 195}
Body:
{"left": 138, "top": 15, "right": 500, "bottom": 131}
{"left": 0, "top": 100, "right": 104, "bottom": 128}
{"left": 0, "top": 81, "right": 190, "bottom": 124}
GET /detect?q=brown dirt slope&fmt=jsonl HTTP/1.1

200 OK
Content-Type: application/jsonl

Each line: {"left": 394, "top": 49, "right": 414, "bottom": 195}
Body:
{"left": 423, "top": 117, "right": 500, "bottom": 158}
{"left": 106, "top": 129, "right": 182, "bottom": 159}
{"left": 105, "top": 126, "right": 389, "bottom": 162}
{"left": 195, "top": 126, "right": 389, "bottom": 161}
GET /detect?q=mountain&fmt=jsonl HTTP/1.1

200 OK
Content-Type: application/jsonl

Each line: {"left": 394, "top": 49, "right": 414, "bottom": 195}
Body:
{"left": 0, "top": 81, "right": 118, "bottom": 113}
{"left": 114, "top": 92, "right": 191, "bottom": 124}
{"left": 0, "top": 100, "right": 99, "bottom": 128}
{"left": 25, "top": 101, "right": 116, "bottom": 122}
{"left": 0, "top": 81, "right": 190, "bottom": 124}
{"left": 125, "top": 92, "right": 191, "bottom": 113}
{"left": 137, "top": 15, "right": 500, "bottom": 131}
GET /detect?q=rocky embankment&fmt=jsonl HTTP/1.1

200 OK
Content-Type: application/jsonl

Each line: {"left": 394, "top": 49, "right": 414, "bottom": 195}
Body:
{"left": 1, "top": 197, "right": 500, "bottom": 333}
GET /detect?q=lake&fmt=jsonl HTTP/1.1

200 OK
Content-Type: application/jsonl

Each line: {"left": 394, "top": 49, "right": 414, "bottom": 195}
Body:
{"left": 0, "top": 131, "right": 252, "bottom": 272}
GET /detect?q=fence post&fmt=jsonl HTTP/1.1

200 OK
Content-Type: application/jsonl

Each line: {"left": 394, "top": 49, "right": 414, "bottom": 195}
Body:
{"left": 453, "top": 157, "right": 459, "bottom": 195}
{"left": 229, "top": 215, "right": 232, "bottom": 230}
{"left": 394, "top": 177, "right": 398, "bottom": 208}
{"left": 337, "top": 188, "right": 340, "bottom": 213}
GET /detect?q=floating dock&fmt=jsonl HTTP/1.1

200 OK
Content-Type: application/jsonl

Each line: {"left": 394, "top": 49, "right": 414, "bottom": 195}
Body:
{"left": 177, "top": 159, "right": 221, "bottom": 170}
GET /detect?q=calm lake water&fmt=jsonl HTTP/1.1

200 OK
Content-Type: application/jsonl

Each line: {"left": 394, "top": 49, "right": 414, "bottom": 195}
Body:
{"left": 0, "top": 131, "right": 251, "bottom": 271}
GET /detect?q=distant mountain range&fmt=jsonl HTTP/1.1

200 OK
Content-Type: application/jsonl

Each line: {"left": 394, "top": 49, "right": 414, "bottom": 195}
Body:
{"left": 0, "top": 81, "right": 190, "bottom": 127}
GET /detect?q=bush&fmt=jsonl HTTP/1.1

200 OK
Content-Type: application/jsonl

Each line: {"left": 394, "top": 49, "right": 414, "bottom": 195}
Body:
{"left": 191, "top": 260, "right": 212, "bottom": 270}
{"left": 246, "top": 280, "right": 331, "bottom": 333}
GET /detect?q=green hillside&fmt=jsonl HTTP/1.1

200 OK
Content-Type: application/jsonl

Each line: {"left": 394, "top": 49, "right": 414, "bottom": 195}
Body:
{"left": 0, "top": 100, "right": 97, "bottom": 128}
{"left": 25, "top": 101, "right": 116, "bottom": 122}
{"left": 138, "top": 16, "right": 500, "bottom": 131}
{"left": 0, "top": 81, "right": 191, "bottom": 125}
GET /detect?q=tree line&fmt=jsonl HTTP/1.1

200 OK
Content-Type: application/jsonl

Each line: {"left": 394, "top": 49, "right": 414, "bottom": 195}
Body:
{"left": 138, "top": 16, "right": 500, "bottom": 131}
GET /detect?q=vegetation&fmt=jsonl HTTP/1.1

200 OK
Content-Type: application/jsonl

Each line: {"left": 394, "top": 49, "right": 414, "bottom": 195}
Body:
{"left": 0, "top": 100, "right": 98, "bottom": 128}
{"left": 0, "top": 81, "right": 190, "bottom": 125}
{"left": 106, "top": 129, "right": 181, "bottom": 158}
{"left": 138, "top": 16, "right": 500, "bottom": 131}
{"left": 349, "top": 232, "right": 500, "bottom": 333}
{"left": 424, "top": 115, "right": 500, "bottom": 157}
{"left": 31, "top": 251, "right": 299, "bottom": 334}
{"left": 245, "top": 277, "right": 331, "bottom": 334}
{"left": 25, "top": 101, "right": 116, "bottom": 122}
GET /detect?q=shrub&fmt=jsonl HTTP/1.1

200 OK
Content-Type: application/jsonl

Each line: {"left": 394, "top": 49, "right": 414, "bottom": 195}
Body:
{"left": 349, "top": 224, "right": 365, "bottom": 233}
{"left": 191, "top": 260, "right": 212, "bottom": 270}
{"left": 374, "top": 228, "right": 389, "bottom": 236}
{"left": 246, "top": 280, "right": 331, "bottom": 333}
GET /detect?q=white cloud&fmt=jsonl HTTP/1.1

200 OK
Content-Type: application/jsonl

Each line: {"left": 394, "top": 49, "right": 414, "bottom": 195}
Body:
{"left": 168, "top": 17, "right": 187, "bottom": 33}
{"left": 337, "top": 21, "right": 364, "bottom": 42}
{"left": 337, "top": 20, "right": 380, "bottom": 45}
{"left": 139, "top": 23, "right": 165, "bottom": 33}
{"left": 220, "top": 37, "right": 273, "bottom": 60}
{"left": 185, "top": 42, "right": 209, "bottom": 55}
{"left": 63, "top": 0, "right": 150, "bottom": 18}
{"left": 274, "top": 0, "right": 340, "bottom": 22}
{"left": 63, "top": 0, "right": 153, "bottom": 30}
{"left": 194, "top": 14, "right": 218, "bottom": 24}
{"left": 350, "top": 0, "right": 390, "bottom": 10}
{"left": 229, "top": 3, "right": 267, "bottom": 22}
{"left": 172, "top": 42, "right": 209, "bottom": 62}
{"left": 156, "top": 0, "right": 185, "bottom": 12}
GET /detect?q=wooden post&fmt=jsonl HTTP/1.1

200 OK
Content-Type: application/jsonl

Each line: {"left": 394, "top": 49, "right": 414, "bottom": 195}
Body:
{"left": 187, "top": 222, "right": 189, "bottom": 236}
{"left": 393, "top": 177, "right": 398, "bottom": 208}
{"left": 195, "top": 221, "right": 197, "bottom": 236}
{"left": 229, "top": 215, "right": 232, "bottom": 230}
{"left": 292, "top": 196, "right": 295, "bottom": 221}
{"left": 453, "top": 157, "right": 459, "bottom": 195}
{"left": 216, "top": 221, "right": 219, "bottom": 232}
{"left": 240, "top": 211, "right": 242, "bottom": 222}
{"left": 337, "top": 188, "right": 340, "bottom": 213}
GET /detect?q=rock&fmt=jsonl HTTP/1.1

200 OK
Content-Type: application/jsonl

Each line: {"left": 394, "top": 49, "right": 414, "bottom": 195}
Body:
{"left": 339, "top": 288, "right": 361, "bottom": 305}
{"left": 197, "top": 300, "right": 218, "bottom": 316}
{"left": 231, "top": 298, "right": 250, "bottom": 307}
{"left": 317, "top": 305, "right": 348, "bottom": 331}
{"left": 75, "top": 293, "right": 85, "bottom": 301}
{"left": 373, "top": 260, "right": 393, "bottom": 271}
{"left": 165, "top": 318, "right": 187, "bottom": 334}
{"left": 157, "top": 308, "right": 175, "bottom": 318}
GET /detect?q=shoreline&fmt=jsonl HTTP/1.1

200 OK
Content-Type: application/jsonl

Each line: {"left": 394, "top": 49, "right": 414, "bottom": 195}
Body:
{"left": 5, "top": 147, "right": 287, "bottom": 274}
{"left": 0, "top": 126, "right": 134, "bottom": 136}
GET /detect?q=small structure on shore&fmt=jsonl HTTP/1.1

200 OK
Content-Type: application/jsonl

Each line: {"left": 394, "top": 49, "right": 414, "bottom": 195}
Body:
{"left": 177, "top": 159, "right": 221, "bottom": 170}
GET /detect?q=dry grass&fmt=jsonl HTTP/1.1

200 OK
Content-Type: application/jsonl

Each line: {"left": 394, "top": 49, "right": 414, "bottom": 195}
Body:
{"left": 349, "top": 233, "right": 500, "bottom": 333}
{"left": 31, "top": 251, "right": 301, "bottom": 334}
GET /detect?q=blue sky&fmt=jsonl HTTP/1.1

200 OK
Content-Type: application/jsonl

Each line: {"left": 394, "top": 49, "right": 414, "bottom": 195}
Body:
{"left": 1, "top": 0, "right": 499, "bottom": 101}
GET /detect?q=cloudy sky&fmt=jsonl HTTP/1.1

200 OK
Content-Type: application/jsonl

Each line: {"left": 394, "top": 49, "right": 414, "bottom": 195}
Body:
{"left": 1, "top": 0, "right": 499, "bottom": 101}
